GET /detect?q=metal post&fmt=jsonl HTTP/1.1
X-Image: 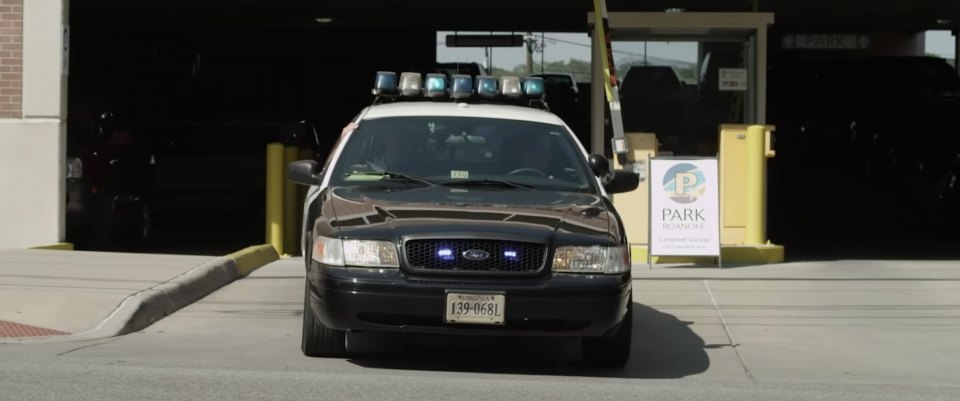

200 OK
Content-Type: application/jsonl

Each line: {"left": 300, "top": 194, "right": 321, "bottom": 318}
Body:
{"left": 591, "top": 26, "right": 606, "bottom": 155}
{"left": 745, "top": 125, "right": 765, "bottom": 245}
{"left": 526, "top": 32, "right": 535, "bottom": 75}
{"left": 266, "top": 143, "right": 284, "bottom": 254}
{"left": 283, "top": 145, "right": 299, "bottom": 256}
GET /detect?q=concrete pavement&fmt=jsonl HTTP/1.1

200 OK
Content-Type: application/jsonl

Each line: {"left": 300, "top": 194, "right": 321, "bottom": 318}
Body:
{"left": 0, "top": 245, "right": 278, "bottom": 343}
{"left": 3, "top": 246, "right": 960, "bottom": 390}
{"left": 3, "top": 256, "right": 958, "bottom": 401}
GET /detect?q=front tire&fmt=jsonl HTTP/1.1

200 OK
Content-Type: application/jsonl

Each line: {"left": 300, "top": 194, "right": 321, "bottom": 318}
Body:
{"left": 582, "top": 298, "right": 632, "bottom": 368}
{"left": 301, "top": 279, "right": 347, "bottom": 357}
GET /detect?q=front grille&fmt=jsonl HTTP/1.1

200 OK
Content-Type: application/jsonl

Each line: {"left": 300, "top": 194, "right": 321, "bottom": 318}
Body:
{"left": 404, "top": 239, "right": 546, "bottom": 273}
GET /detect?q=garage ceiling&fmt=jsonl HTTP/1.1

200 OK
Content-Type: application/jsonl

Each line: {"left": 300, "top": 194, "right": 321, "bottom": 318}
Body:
{"left": 73, "top": 0, "right": 960, "bottom": 32}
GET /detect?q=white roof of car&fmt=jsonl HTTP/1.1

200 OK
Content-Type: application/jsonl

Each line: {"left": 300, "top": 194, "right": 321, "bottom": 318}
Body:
{"left": 360, "top": 101, "right": 565, "bottom": 126}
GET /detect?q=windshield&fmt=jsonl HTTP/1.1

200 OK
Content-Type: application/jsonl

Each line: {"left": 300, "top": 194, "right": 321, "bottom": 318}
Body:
{"left": 329, "top": 116, "right": 597, "bottom": 193}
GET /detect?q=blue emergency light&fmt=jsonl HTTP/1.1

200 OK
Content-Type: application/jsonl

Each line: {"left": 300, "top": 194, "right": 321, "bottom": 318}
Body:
{"left": 450, "top": 74, "right": 473, "bottom": 99}
{"left": 372, "top": 71, "right": 398, "bottom": 95}
{"left": 522, "top": 77, "right": 545, "bottom": 99}
{"left": 475, "top": 75, "right": 498, "bottom": 98}
{"left": 424, "top": 73, "right": 447, "bottom": 98}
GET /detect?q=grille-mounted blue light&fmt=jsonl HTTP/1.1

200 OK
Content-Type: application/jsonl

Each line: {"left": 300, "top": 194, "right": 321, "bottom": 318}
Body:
{"left": 450, "top": 74, "right": 473, "bottom": 100}
{"left": 503, "top": 250, "right": 518, "bottom": 261}
{"left": 475, "top": 75, "right": 498, "bottom": 98}
{"left": 437, "top": 247, "right": 455, "bottom": 261}
{"left": 372, "top": 71, "right": 398, "bottom": 95}
{"left": 522, "top": 77, "right": 545, "bottom": 99}
{"left": 424, "top": 73, "right": 448, "bottom": 98}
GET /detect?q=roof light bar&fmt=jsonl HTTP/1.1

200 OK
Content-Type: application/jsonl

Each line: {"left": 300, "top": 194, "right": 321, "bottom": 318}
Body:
{"left": 369, "top": 71, "right": 549, "bottom": 112}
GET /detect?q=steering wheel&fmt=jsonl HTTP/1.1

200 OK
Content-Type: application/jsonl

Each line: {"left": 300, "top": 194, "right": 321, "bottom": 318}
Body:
{"left": 507, "top": 167, "right": 549, "bottom": 177}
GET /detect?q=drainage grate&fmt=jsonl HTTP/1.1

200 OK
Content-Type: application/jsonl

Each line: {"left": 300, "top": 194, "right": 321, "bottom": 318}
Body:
{"left": 0, "top": 320, "right": 70, "bottom": 338}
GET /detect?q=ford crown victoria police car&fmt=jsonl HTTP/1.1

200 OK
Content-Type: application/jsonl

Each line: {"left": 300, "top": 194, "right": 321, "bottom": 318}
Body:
{"left": 287, "top": 72, "right": 640, "bottom": 368}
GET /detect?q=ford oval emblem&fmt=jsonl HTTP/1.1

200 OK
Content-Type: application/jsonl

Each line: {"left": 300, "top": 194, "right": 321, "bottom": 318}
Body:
{"left": 462, "top": 249, "right": 490, "bottom": 261}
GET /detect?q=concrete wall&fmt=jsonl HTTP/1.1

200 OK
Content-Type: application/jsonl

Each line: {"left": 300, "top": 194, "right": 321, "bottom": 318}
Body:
{"left": 0, "top": 119, "right": 64, "bottom": 248}
{"left": 0, "top": 0, "right": 66, "bottom": 248}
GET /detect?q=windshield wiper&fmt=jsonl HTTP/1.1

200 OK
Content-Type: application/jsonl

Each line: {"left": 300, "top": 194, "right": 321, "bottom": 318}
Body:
{"left": 351, "top": 171, "right": 437, "bottom": 186}
{"left": 439, "top": 179, "right": 533, "bottom": 190}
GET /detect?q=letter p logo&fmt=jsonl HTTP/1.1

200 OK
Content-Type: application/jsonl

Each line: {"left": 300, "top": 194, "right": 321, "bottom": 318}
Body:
{"left": 675, "top": 172, "right": 697, "bottom": 196}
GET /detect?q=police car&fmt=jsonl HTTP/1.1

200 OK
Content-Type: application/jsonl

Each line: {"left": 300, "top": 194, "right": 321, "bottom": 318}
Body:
{"left": 287, "top": 71, "right": 640, "bottom": 368}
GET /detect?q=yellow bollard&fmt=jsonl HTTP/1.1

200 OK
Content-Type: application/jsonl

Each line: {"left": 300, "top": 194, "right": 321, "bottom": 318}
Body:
{"left": 283, "top": 146, "right": 300, "bottom": 256}
{"left": 745, "top": 125, "right": 766, "bottom": 245}
{"left": 266, "top": 143, "right": 285, "bottom": 254}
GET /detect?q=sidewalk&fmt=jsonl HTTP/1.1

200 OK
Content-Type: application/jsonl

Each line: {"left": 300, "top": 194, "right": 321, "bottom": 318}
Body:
{"left": 0, "top": 245, "right": 278, "bottom": 343}
{"left": 632, "top": 259, "right": 960, "bottom": 280}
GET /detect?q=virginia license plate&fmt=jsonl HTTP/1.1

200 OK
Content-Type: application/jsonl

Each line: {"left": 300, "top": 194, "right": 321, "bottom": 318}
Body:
{"left": 444, "top": 292, "right": 505, "bottom": 325}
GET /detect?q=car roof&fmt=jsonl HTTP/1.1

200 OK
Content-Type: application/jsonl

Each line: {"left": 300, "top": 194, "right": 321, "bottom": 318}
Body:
{"left": 360, "top": 101, "right": 566, "bottom": 126}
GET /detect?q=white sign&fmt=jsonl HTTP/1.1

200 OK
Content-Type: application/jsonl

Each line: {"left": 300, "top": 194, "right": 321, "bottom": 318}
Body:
{"left": 718, "top": 68, "right": 747, "bottom": 91}
{"left": 781, "top": 34, "right": 870, "bottom": 50}
{"left": 649, "top": 158, "right": 720, "bottom": 258}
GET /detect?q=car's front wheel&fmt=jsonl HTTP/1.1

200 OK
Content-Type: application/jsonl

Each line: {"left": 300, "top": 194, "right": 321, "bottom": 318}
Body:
{"left": 301, "top": 279, "right": 347, "bottom": 357}
{"left": 581, "top": 297, "right": 632, "bottom": 368}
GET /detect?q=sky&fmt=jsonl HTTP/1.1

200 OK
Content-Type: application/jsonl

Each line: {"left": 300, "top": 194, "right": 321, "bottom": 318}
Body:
{"left": 436, "top": 31, "right": 957, "bottom": 71}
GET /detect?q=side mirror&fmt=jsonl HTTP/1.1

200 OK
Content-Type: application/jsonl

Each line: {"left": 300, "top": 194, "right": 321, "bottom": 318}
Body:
{"left": 588, "top": 154, "right": 610, "bottom": 177}
{"left": 287, "top": 160, "right": 321, "bottom": 186}
{"left": 605, "top": 170, "right": 640, "bottom": 194}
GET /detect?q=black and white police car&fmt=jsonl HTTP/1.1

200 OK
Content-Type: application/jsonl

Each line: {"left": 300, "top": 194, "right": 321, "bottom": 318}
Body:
{"left": 287, "top": 71, "right": 640, "bottom": 368}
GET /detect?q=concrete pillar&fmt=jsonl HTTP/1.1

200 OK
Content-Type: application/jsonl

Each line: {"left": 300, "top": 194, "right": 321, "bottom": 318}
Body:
{"left": 0, "top": 0, "right": 68, "bottom": 248}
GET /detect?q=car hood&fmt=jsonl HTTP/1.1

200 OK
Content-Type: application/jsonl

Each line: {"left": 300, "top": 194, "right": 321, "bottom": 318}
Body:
{"left": 325, "top": 185, "right": 616, "bottom": 243}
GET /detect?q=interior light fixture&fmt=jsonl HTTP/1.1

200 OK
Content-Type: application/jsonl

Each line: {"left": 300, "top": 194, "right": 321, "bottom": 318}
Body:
{"left": 315, "top": 17, "right": 334, "bottom": 23}
{"left": 936, "top": 18, "right": 952, "bottom": 25}
{"left": 664, "top": 8, "right": 686, "bottom": 13}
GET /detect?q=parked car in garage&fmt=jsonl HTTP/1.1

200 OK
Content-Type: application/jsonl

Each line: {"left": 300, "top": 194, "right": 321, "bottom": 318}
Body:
{"left": 287, "top": 72, "right": 640, "bottom": 367}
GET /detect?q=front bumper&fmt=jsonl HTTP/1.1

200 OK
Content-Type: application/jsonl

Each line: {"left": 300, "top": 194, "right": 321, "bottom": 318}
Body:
{"left": 306, "top": 263, "right": 632, "bottom": 338}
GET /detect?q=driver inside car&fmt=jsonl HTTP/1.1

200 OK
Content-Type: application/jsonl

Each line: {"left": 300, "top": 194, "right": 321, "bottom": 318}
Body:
{"left": 366, "top": 130, "right": 423, "bottom": 174}
{"left": 504, "top": 132, "right": 555, "bottom": 178}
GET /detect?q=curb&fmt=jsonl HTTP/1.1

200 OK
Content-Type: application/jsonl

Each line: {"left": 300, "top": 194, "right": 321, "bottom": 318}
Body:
{"left": 1, "top": 244, "right": 279, "bottom": 344}
{"left": 28, "top": 243, "right": 74, "bottom": 251}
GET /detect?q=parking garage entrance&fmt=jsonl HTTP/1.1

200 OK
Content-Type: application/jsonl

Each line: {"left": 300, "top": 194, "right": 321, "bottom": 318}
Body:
{"left": 590, "top": 12, "right": 960, "bottom": 259}
{"left": 65, "top": 3, "right": 437, "bottom": 255}
{"left": 589, "top": 12, "right": 772, "bottom": 157}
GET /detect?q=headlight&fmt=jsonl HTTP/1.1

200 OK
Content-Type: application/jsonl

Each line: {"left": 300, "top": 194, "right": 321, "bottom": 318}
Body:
{"left": 67, "top": 157, "right": 83, "bottom": 179}
{"left": 312, "top": 237, "right": 399, "bottom": 268}
{"left": 552, "top": 245, "right": 630, "bottom": 274}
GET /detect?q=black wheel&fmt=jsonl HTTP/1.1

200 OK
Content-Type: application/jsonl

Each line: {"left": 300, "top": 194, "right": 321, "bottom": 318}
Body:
{"left": 301, "top": 279, "right": 347, "bottom": 357}
{"left": 582, "top": 298, "right": 632, "bottom": 369}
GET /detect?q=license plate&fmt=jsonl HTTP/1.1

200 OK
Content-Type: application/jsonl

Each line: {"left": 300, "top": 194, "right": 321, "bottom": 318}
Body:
{"left": 445, "top": 292, "right": 505, "bottom": 325}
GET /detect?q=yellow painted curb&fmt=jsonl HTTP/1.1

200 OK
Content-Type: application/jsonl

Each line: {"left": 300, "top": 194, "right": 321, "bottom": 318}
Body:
{"left": 29, "top": 243, "right": 74, "bottom": 251}
{"left": 227, "top": 244, "right": 280, "bottom": 277}
{"left": 631, "top": 244, "right": 785, "bottom": 264}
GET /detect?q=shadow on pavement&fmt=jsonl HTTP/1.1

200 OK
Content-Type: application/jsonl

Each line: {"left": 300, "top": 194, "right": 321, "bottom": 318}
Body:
{"left": 347, "top": 303, "right": 709, "bottom": 379}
